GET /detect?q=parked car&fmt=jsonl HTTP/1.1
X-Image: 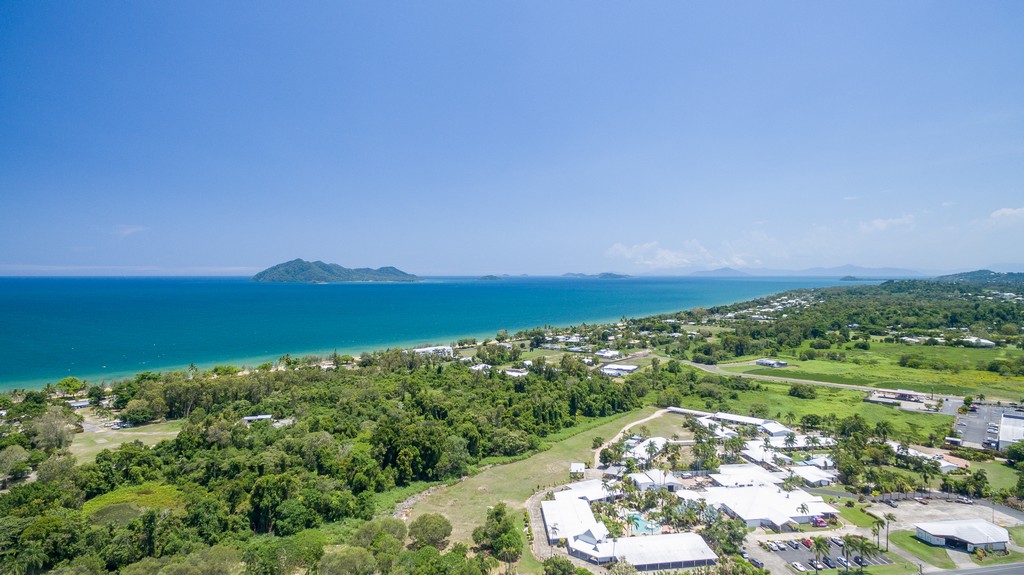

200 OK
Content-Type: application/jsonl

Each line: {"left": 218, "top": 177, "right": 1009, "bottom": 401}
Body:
{"left": 749, "top": 558, "right": 764, "bottom": 568}
{"left": 788, "top": 540, "right": 800, "bottom": 549}
{"left": 767, "top": 541, "right": 779, "bottom": 551}
{"left": 885, "top": 499, "right": 899, "bottom": 508}
{"left": 809, "top": 560, "right": 824, "bottom": 570}
{"left": 836, "top": 556, "right": 850, "bottom": 567}
{"left": 957, "top": 496, "right": 974, "bottom": 504}
{"left": 792, "top": 562, "right": 807, "bottom": 572}
{"left": 802, "top": 538, "right": 813, "bottom": 549}
{"left": 831, "top": 537, "right": 844, "bottom": 547}
{"left": 812, "top": 517, "right": 827, "bottom": 527}
{"left": 854, "top": 555, "right": 867, "bottom": 566}
{"left": 822, "top": 556, "right": 836, "bottom": 568}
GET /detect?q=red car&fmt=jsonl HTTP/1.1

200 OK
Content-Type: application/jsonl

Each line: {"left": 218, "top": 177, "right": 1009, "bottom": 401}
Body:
{"left": 802, "top": 538, "right": 813, "bottom": 549}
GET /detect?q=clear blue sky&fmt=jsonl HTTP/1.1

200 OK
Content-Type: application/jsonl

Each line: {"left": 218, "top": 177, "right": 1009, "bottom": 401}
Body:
{"left": 2, "top": 2, "right": 1022, "bottom": 276}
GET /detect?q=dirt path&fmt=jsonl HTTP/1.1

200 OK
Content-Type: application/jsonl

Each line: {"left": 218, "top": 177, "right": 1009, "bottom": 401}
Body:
{"left": 591, "top": 408, "right": 669, "bottom": 468}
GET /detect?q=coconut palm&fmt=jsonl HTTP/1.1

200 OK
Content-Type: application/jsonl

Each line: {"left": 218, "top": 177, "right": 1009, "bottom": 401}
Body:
{"left": 812, "top": 536, "right": 831, "bottom": 572}
{"left": 841, "top": 534, "right": 859, "bottom": 573}
{"left": 785, "top": 432, "right": 798, "bottom": 450}
{"left": 883, "top": 512, "right": 896, "bottom": 551}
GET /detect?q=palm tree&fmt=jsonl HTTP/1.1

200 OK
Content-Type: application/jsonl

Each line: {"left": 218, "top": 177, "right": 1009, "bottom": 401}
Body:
{"left": 16, "top": 543, "right": 45, "bottom": 575}
{"left": 797, "top": 502, "right": 810, "bottom": 516}
{"left": 807, "top": 435, "right": 822, "bottom": 450}
{"left": 785, "top": 432, "right": 798, "bottom": 450}
{"left": 871, "top": 520, "right": 882, "bottom": 548}
{"left": 883, "top": 512, "right": 896, "bottom": 551}
{"left": 874, "top": 420, "right": 894, "bottom": 442}
{"left": 841, "top": 534, "right": 859, "bottom": 573}
{"left": 812, "top": 537, "right": 831, "bottom": 573}
{"left": 857, "top": 539, "right": 881, "bottom": 574}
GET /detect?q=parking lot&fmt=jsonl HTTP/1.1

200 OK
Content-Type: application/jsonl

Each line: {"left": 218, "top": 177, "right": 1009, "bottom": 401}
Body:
{"left": 954, "top": 403, "right": 1018, "bottom": 448}
{"left": 761, "top": 537, "right": 893, "bottom": 572}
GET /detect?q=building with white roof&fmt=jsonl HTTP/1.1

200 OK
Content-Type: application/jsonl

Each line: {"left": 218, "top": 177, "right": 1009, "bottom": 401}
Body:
{"left": 695, "top": 417, "right": 738, "bottom": 439}
{"left": 601, "top": 364, "right": 639, "bottom": 376}
{"left": 710, "top": 463, "right": 785, "bottom": 487}
{"left": 998, "top": 414, "right": 1024, "bottom": 451}
{"left": 629, "top": 469, "right": 683, "bottom": 492}
{"left": 568, "top": 532, "right": 717, "bottom": 571}
{"left": 411, "top": 345, "right": 454, "bottom": 357}
{"left": 786, "top": 465, "right": 836, "bottom": 487}
{"left": 760, "top": 421, "right": 792, "bottom": 437}
{"left": 553, "top": 478, "right": 618, "bottom": 503}
{"left": 541, "top": 498, "right": 605, "bottom": 544}
{"left": 714, "top": 412, "right": 765, "bottom": 426}
{"left": 678, "top": 485, "right": 837, "bottom": 531}
{"left": 915, "top": 520, "right": 1008, "bottom": 552}
{"left": 570, "top": 462, "right": 586, "bottom": 476}
{"left": 626, "top": 437, "right": 668, "bottom": 464}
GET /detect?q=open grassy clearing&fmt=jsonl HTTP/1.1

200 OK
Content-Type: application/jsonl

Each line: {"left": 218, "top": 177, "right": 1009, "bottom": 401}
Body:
{"left": 675, "top": 381, "right": 952, "bottom": 443}
{"left": 967, "top": 460, "right": 1018, "bottom": 491}
{"left": 70, "top": 419, "right": 182, "bottom": 464}
{"left": 1008, "top": 525, "right": 1024, "bottom": 544}
{"left": 408, "top": 406, "right": 659, "bottom": 546}
{"left": 836, "top": 503, "right": 880, "bottom": 528}
{"left": 623, "top": 411, "right": 692, "bottom": 440}
{"left": 723, "top": 342, "right": 1024, "bottom": 400}
{"left": 888, "top": 530, "right": 955, "bottom": 569}
{"left": 82, "top": 482, "right": 182, "bottom": 525}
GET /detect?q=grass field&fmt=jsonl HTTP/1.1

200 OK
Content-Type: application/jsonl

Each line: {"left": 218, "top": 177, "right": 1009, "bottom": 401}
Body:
{"left": 722, "top": 341, "right": 1024, "bottom": 401}
{"left": 837, "top": 503, "right": 881, "bottom": 528}
{"left": 967, "top": 460, "right": 1018, "bottom": 491}
{"left": 675, "top": 380, "right": 952, "bottom": 443}
{"left": 623, "top": 411, "right": 692, "bottom": 440}
{"left": 70, "top": 419, "right": 182, "bottom": 464}
{"left": 82, "top": 482, "right": 182, "bottom": 525}
{"left": 1008, "top": 525, "right": 1024, "bottom": 544}
{"left": 888, "top": 530, "right": 955, "bottom": 569}
{"left": 407, "top": 406, "right": 659, "bottom": 548}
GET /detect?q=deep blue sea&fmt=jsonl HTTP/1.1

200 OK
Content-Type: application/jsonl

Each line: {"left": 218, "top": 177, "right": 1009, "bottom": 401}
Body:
{"left": 0, "top": 276, "right": 857, "bottom": 390}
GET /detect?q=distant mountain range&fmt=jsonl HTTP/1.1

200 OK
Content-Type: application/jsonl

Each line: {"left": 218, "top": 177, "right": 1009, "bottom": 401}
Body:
{"left": 563, "top": 272, "right": 631, "bottom": 279}
{"left": 252, "top": 259, "right": 418, "bottom": 283}
{"left": 687, "top": 265, "right": 925, "bottom": 278}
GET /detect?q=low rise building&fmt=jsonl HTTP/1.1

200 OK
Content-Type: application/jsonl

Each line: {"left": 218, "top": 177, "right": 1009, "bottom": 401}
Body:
{"left": 915, "top": 520, "right": 1008, "bottom": 552}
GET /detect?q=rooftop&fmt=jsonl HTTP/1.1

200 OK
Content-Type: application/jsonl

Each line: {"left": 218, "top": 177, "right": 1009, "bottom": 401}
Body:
{"left": 916, "top": 519, "right": 1009, "bottom": 545}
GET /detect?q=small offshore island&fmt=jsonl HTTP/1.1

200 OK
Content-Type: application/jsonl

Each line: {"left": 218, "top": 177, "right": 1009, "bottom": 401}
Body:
{"left": 252, "top": 258, "right": 418, "bottom": 283}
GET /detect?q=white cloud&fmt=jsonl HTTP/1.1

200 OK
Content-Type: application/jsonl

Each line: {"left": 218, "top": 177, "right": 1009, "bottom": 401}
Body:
{"left": 606, "top": 240, "right": 752, "bottom": 270}
{"left": 941, "top": 201, "right": 956, "bottom": 207}
{"left": 843, "top": 196, "right": 859, "bottom": 201}
{"left": 859, "top": 214, "right": 915, "bottom": 233}
{"left": 111, "top": 224, "right": 148, "bottom": 238}
{"left": 990, "top": 207, "right": 1024, "bottom": 220}
{"left": 606, "top": 241, "right": 691, "bottom": 268}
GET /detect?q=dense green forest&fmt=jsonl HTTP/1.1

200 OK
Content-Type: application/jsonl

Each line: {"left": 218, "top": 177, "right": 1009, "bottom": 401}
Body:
{"left": 0, "top": 350, "right": 640, "bottom": 574}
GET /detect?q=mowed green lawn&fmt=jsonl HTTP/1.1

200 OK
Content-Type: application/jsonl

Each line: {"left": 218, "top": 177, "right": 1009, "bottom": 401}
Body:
{"left": 70, "top": 420, "right": 182, "bottom": 464}
{"left": 675, "top": 381, "right": 952, "bottom": 443}
{"left": 408, "top": 406, "right": 659, "bottom": 546}
{"left": 888, "top": 530, "right": 955, "bottom": 569}
{"left": 721, "top": 341, "right": 1024, "bottom": 401}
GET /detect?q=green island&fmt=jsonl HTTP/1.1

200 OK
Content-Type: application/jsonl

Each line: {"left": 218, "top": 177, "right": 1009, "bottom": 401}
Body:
{"left": 3, "top": 272, "right": 1024, "bottom": 575}
{"left": 252, "top": 258, "right": 419, "bottom": 283}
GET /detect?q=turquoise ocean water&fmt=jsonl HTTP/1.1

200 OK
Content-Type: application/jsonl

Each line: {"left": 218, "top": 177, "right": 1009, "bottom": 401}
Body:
{"left": 0, "top": 276, "right": 856, "bottom": 390}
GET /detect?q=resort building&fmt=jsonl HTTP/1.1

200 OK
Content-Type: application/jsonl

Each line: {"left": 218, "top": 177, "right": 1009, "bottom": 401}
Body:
{"left": 628, "top": 469, "right": 683, "bottom": 492}
{"left": 542, "top": 483, "right": 717, "bottom": 571}
{"left": 625, "top": 437, "right": 668, "bottom": 464}
{"left": 567, "top": 532, "right": 718, "bottom": 571}
{"left": 786, "top": 465, "right": 836, "bottom": 487}
{"left": 552, "top": 478, "right": 618, "bottom": 503}
{"left": 677, "top": 485, "right": 837, "bottom": 532}
{"left": 710, "top": 463, "right": 785, "bottom": 487}
{"left": 411, "top": 345, "right": 454, "bottom": 357}
{"left": 915, "top": 520, "right": 1009, "bottom": 552}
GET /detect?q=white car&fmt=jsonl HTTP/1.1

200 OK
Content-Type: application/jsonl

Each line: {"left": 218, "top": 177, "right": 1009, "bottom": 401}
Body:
{"left": 792, "top": 562, "right": 807, "bottom": 572}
